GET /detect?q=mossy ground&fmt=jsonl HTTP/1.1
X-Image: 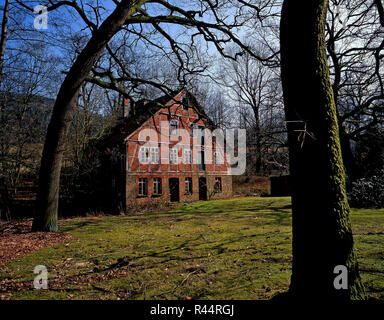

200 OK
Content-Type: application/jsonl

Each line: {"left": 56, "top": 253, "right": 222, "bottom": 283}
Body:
{"left": 1, "top": 197, "right": 383, "bottom": 300}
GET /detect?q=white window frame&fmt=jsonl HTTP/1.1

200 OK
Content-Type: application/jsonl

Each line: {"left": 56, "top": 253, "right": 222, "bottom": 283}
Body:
{"left": 214, "top": 151, "right": 222, "bottom": 165}
{"left": 169, "top": 148, "right": 178, "bottom": 164}
{"left": 138, "top": 178, "right": 148, "bottom": 196}
{"left": 184, "top": 149, "right": 192, "bottom": 164}
{"left": 139, "top": 147, "right": 150, "bottom": 164}
{"left": 185, "top": 177, "right": 193, "bottom": 194}
{"left": 150, "top": 147, "right": 160, "bottom": 164}
{"left": 170, "top": 119, "right": 179, "bottom": 136}
{"left": 189, "top": 123, "right": 198, "bottom": 136}
{"left": 214, "top": 177, "right": 222, "bottom": 193}
{"left": 153, "top": 178, "right": 162, "bottom": 195}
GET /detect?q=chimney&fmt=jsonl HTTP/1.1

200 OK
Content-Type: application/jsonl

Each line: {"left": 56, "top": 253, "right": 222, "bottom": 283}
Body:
{"left": 123, "top": 98, "right": 130, "bottom": 118}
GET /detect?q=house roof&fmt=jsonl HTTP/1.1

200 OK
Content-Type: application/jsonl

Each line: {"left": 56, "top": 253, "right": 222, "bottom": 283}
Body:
{"left": 97, "top": 89, "right": 214, "bottom": 149}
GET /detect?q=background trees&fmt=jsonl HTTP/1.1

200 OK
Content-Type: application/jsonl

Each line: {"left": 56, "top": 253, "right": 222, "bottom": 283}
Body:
{"left": 218, "top": 45, "right": 287, "bottom": 176}
{"left": 1, "top": 0, "right": 382, "bottom": 300}
{"left": 2, "top": 0, "right": 381, "bottom": 219}
{"left": 0, "top": 0, "right": 9, "bottom": 87}
{"left": 0, "top": 1, "right": 63, "bottom": 220}
{"left": 325, "top": 0, "right": 384, "bottom": 182}
{"left": 9, "top": 0, "right": 276, "bottom": 231}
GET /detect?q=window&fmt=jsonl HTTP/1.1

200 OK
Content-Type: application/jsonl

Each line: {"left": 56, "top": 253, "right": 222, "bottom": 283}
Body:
{"left": 170, "top": 148, "right": 178, "bottom": 164}
{"left": 185, "top": 177, "right": 193, "bottom": 194}
{"left": 198, "top": 151, "right": 205, "bottom": 170}
{"left": 138, "top": 178, "right": 148, "bottom": 196}
{"left": 182, "top": 96, "right": 189, "bottom": 110}
{"left": 150, "top": 147, "right": 160, "bottom": 164}
{"left": 189, "top": 123, "right": 198, "bottom": 137}
{"left": 184, "top": 149, "right": 192, "bottom": 164}
{"left": 139, "top": 147, "right": 149, "bottom": 164}
{"left": 170, "top": 119, "right": 179, "bottom": 136}
{"left": 140, "top": 147, "right": 160, "bottom": 164}
{"left": 153, "top": 178, "right": 162, "bottom": 195}
{"left": 198, "top": 125, "right": 205, "bottom": 146}
{"left": 214, "top": 152, "right": 222, "bottom": 165}
{"left": 214, "top": 177, "right": 222, "bottom": 193}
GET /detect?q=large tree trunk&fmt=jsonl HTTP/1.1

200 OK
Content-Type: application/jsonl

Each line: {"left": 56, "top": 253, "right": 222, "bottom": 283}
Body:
{"left": 0, "top": 0, "right": 10, "bottom": 87}
{"left": 280, "top": 0, "right": 365, "bottom": 299}
{"left": 32, "top": 0, "right": 146, "bottom": 232}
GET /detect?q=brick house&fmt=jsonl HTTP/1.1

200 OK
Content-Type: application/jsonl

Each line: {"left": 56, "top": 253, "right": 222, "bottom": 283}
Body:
{"left": 101, "top": 89, "right": 232, "bottom": 212}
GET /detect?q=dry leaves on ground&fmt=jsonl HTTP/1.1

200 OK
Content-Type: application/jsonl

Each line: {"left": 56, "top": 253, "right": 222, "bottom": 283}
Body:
{"left": 0, "top": 218, "right": 73, "bottom": 268}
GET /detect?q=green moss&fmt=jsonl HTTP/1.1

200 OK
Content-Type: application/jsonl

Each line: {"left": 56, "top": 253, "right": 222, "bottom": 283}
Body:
{"left": 1, "top": 197, "right": 383, "bottom": 300}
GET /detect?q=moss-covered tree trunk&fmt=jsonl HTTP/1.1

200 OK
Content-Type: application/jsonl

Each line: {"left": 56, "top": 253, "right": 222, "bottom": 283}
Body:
{"left": 32, "top": 0, "right": 147, "bottom": 232}
{"left": 280, "top": 0, "right": 365, "bottom": 299}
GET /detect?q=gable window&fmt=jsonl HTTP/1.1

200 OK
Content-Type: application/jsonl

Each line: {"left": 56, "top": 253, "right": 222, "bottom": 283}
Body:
{"left": 185, "top": 177, "right": 193, "bottom": 194}
{"left": 138, "top": 178, "right": 148, "bottom": 196}
{"left": 189, "top": 123, "right": 198, "bottom": 137}
{"left": 182, "top": 96, "right": 189, "bottom": 110}
{"left": 153, "top": 178, "right": 162, "bottom": 195}
{"left": 170, "top": 119, "right": 179, "bottom": 136}
{"left": 184, "top": 149, "right": 192, "bottom": 164}
{"left": 139, "top": 147, "right": 150, "bottom": 164}
{"left": 214, "top": 177, "right": 222, "bottom": 193}
{"left": 170, "top": 148, "right": 178, "bottom": 164}
{"left": 150, "top": 147, "right": 160, "bottom": 164}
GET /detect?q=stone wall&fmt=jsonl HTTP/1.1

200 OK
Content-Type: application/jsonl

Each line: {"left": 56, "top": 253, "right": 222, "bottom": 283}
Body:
{"left": 125, "top": 173, "right": 232, "bottom": 209}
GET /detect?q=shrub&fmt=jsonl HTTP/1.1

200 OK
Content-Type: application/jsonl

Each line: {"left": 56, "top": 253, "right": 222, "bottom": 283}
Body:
{"left": 348, "top": 170, "right": 384, "bottom": 208}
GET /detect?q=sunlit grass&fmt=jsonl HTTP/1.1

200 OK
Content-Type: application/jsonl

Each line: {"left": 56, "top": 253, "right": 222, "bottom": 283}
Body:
{"left": 1, "top": 197, "right": 383, "bottom": 300}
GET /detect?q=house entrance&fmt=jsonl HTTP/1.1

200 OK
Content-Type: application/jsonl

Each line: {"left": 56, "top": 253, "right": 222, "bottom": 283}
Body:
{"left": 199, "top": 177, "right": 207, "bottom": 200}
{"left": 169, "top": 178, "right": 180, "bottom": 202}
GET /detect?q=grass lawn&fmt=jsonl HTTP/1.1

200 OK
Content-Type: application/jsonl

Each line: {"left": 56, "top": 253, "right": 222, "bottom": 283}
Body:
{"left": 1, "top": 197, "right": 383, "bottom": 300}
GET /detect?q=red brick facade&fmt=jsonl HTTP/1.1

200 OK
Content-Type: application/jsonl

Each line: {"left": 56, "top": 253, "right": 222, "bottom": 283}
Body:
{"left": 123, "top": 90, "right": 232, "bottom": 207}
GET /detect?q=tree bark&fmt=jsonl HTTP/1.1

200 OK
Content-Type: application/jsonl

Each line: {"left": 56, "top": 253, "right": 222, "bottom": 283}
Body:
{"left": 32, "top": 0, "right": 147, "bottom": 231}
{"left": 280, "top": 0, "right": 365, "bottom": 299}
{"left": 0, "top": 0, "right": 10, "bottom": 87}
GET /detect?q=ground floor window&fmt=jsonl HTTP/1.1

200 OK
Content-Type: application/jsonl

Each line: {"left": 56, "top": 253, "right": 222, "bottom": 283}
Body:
{"left": 138, "top": 178, "right": 148, "bottom": 196}
{"left": 185, "top": 177, "right": 193, "bottom": 194}
{"left": 153, "top": 177, "right": 162, "bottom": 195}
{"left": 214, "top": 177, "right": 222, "bottom": 193}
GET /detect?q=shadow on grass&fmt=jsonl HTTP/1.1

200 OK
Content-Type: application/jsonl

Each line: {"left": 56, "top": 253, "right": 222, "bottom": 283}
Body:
{"left": 131, "top": 200, "right": 292, "bottom": 223}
